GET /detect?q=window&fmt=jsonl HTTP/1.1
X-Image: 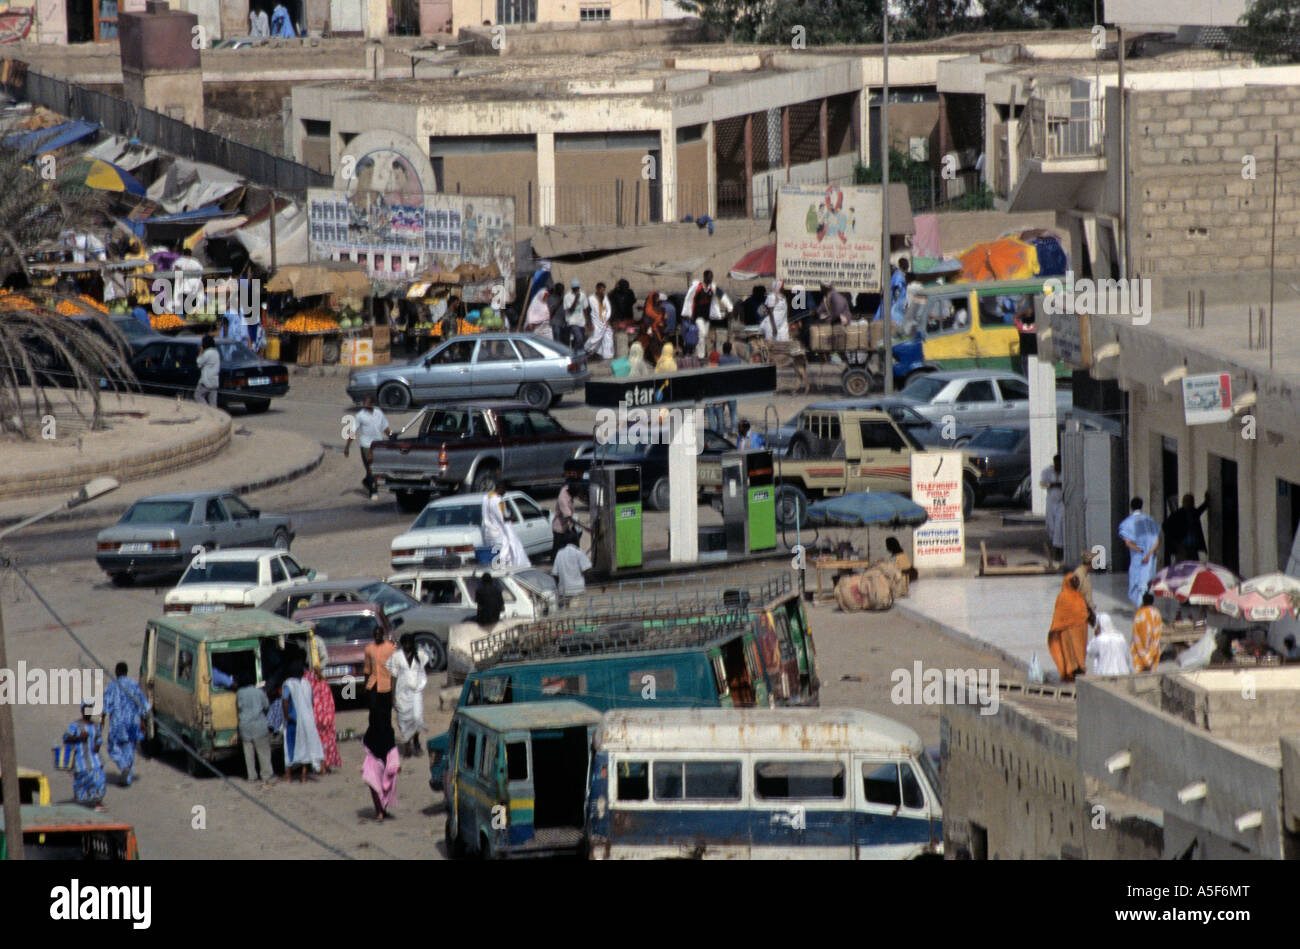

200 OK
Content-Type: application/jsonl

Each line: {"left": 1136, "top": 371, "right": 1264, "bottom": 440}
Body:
{"left": 862, "top": 762, "right": 901, "bottom": 807}
{"left": 467, "top": 676, "right": 512, "bottom": 706}
{"left": 413, "top": 504, "right": 481, "bottom": 530}
{"left": 476, "top": 339, "right": 518, "bottom": 362}
{"left": 420, "top": 580, "right": 464, "bottom": 606}
{"left": 497, "top": 411, "right": 532, "bottom": 439}
{"left": 899, "top": 762, "right": 926, "bottom": 809}
{"left": 515, "top": 340, "right": 548, "bottom": 360}
{"left": 425, "top": 410, "right": 471, "bottom": 436}
{"left": 654, "top": 761, "right": 742, "bottom": 801}
{"left": 205, "top": 498, "right": 229, "bottom": 522}
{"left": 155, "top": 634, "right": 177, "bottom": 681}
{"left": 968, "top": 428, "right": 1025, "bottom": 452}
{"left": 270, "top": 559, "right": 287, "bottom": 584}
{"left": 711, "top": 654, "right": 729, "bottom": 698}
{"left": 122, "top": 501, "right": 193, "bottom": 524}
{"left": 496, "top": 0, "right": 537, "bottom": 24}
{"left": 513, "top": 496, "right": 544, "bottom": 521}
{"left": 480, "top": 738, "right": 497, "bottom": 779}
{"left": 997, "top": 378, "right": 1029, "bottom": 402}
{"left": 900, "top": 375, "right": 946, "bottom": 402}
{"left": 166, "top": 343, "right": 197, "bottom": 369}
{"left": 955, "top": 381, "right": 996, "bottom": 404}
{"left": 616, "top": 760, "right": 649, "bottom": 801}
{"left": 540, "top": 675, "right": 585, "bottom": 696}
{"left": 755, "top": 760, "right": 846, "bottom": 800}
{"left": 527, "top": 411, "right": 563, "bottom": 434}
{"left": 177, "top": 647, "right": 195, "bottom": 686}
{"left": 281, "top": 556, "right": 308, "bottom": 578}
{"left": 224, "top": 495, "right": 258, "bottom": 519}
{"left": 462, "top": 731, "right": 479, "bottom": 771}
{"left": 628, "top": 669, "right": 676, "bottom": 693}
{"left": 431, "top": 339, "right": 477, "bottom": 365}
{"left": 506, "top": 741, "right": 528, "bottom": 780}
{"left": 312, "top": 615, "right": 378, "bottom": 643}
{"left": 859, "top": 420, "right": 907, "bottom": 452}
{"left": 579, "top": 4, "right": 611, "bottom": 19}
{"left": 179, "top": 561, "right": 259, "bottom": 585}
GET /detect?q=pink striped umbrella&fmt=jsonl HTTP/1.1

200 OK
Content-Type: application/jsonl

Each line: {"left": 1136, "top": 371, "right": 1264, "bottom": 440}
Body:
{"left": 1150, "top": 561, "right": 1238, "bottom": 605}
{"left": 1215, "top": 588, "right": 1295, "bottom": 622}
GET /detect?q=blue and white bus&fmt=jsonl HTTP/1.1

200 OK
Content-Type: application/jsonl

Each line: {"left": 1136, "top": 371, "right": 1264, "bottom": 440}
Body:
{"left": 586, "top": 708, "right": 942, "bottom": 859}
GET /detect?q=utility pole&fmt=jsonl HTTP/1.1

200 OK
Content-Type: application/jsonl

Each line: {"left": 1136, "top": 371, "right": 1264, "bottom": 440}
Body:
{"left": 1269, "top": 134, "right": 1278, "bottom": 371}
{"left": 881, "top": 6, "right": 893, "bottom": 395}
{"left": 0, "top": 569, "right": 24, "bottom": 859}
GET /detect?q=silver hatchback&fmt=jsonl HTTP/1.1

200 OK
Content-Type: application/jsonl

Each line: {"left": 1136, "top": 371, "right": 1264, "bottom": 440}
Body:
{"left": 346, "top": 332, "right": 589, "bottom": 412}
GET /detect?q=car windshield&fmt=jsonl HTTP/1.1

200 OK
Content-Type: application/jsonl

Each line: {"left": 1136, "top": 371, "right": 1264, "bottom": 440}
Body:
{"left": 114, "top": 318, "right": 151, "bottom": 338}
{"left": 218, "top": 342, "right": 260, "bottom": 365}
{"left": 900, "top": 377, "right": 947, "bottom": 402}
{"left": 412, "top": 505, "right": 482, "bottom": 530}
{"left": 969, "top": 429, "right": 1024, "bottom": 451}
{"left": 120, "top": 500, "right": 193, "bottom": 524}
{"left": 592, "top": 441, "right": 650, "bottom": 460}
{"left": 311, "top": 614, "right": 380, "bottom": 643}
{"left": 358, "top": 581, "right": 418, "bottom": 616}
{"left": 179, "top": 561, "right": 260, "bottom": 585}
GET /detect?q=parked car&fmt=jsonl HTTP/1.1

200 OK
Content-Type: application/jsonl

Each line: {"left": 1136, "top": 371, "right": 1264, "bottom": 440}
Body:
{"left": 386, "top": 565, "right": 558, "bottom": 620}
{"left": 564, "top": 429, "right": 737, "bottom": 511}
{"left": 259, "top": 577, "right": 474, "bottom": 673}
{"left": 129, "top": 337, "right": 289, "bottom": 412}
{"left": 163, "top": 548, "right": 322, "bottom": 615}
{"left": 96, "top": 491, "right": 294, "bottom": 586}
{"left": 345, "top": 332, "right": 590, "bottom": 412}
{"left": 893, "top": 369, "right": 1072, "bottom": 430}
{"left": 390, "top": 491, "right": 553, "bottom": 569}
{"left": 776, "top": 398, "right": 981, "bottom": 457}
{"left": 106, "top": 313, "right": 169, "bottom": 357}
{"left": 291, "top": 601, "right": 400, "bottom": 689}
{"left": 368, "top": 402, "right": 591, "bottom": 512}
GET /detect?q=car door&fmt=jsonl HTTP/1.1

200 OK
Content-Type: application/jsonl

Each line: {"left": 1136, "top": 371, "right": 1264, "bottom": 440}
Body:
{"left": 165, "top": 342, "right": 200, "bottom": 396}
{"left": 995, "top": 376, "right": 1030, "bottom": 425}
{"left": 131, "top": 342, "right": 170, "bottom": 396}
{"left": 951, "top": 379, "right": 1000, "bottom": 427}
{"left": 851, "top": 756, "right": 937, "bottom": 860}
{"left": 222, "top": 494, "right": 270, "bottom": 545}
{"left": 471, "top": 338, "right": 523, "bottom": 397}
{"left": 420, "top": 338, "right": 477, "bottom": 401}
{"left": 526, "top": 409, "right": 582, "bottom": 482}
{"left": 203, "top": 496, "right": 234, "bottom": 548}
{"left": 514, "top": 336, "right": 554, "bottom": 385}
{"left": 507, "top": 494, "right": 551, "bottom": 555}
{"left": 856, "top": 420, "right": 912, "bottom": 492}
{"left": 493, "top": 409, "right": 533, "bottom": 479}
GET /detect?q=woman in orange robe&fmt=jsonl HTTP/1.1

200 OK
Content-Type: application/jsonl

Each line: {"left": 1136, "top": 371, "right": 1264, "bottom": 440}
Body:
{"left": 1048, "top": 574, "right": 1089, "bottom": 682}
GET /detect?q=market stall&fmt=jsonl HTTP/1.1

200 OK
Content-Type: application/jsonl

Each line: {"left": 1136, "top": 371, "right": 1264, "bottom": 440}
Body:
{"left": 393, "top": 263, "right": 506, "bottom": 356}
{"left": 263, "top": 262, "right": 377, "bottom": 367}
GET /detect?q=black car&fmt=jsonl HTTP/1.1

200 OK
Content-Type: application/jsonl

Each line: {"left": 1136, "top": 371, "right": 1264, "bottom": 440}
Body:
{"left": 965, "top": 426, "right": 1033, "bottom": 505}
{"left": 564, "top": 429, "right": 737, "bottom": 511}
{"left": 129, "top": 337, "right": 289, "bottom": 412}
{"left": 105, "top": 312, "right": 169, "bottom": 356}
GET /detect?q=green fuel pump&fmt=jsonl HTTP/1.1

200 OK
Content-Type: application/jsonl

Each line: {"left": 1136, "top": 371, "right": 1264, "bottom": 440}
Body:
{"left": 721, "top": 449, "right": 776, "bottom": 554}
{"left": 591, "top": 464, "right": 643, "bottom": 573}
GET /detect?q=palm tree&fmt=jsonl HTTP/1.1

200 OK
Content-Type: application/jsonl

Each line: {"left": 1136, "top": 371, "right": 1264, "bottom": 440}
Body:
{"left": 0, "top": 140, "right": 135, "bottom": 438}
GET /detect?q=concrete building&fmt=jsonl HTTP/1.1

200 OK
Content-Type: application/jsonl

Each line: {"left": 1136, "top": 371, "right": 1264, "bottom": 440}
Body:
{"left": 451, "top": 0, "right": 664, "bottom": 30}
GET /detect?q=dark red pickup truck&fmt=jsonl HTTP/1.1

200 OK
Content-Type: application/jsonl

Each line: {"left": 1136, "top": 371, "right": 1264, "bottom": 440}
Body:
{"left": 368, "top": 401, "right": 592, "bottom": 512}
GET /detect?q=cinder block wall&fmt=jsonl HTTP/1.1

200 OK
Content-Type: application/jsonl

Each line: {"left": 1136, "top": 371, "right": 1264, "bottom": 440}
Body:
{"left": 1130, "top": 84, "right": 1300, "bottom": 309}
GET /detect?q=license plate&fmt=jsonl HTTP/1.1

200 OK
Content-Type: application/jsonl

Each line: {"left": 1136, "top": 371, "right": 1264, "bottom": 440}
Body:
{"left": 119, "top": 542, "right": 153, "bottom": 553}
{"left": 247, "top": 376, "right": 271, "bottom": 386}
{"left": 419, "top": 547, "right": 446, "bottom": 557}
{"left": 193, "top": 604, "right": 226, "bottom": 613}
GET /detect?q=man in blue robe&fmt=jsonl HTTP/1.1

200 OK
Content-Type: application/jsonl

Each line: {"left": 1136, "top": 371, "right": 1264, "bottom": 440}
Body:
{"left": 1118, "top": 498, "right": 1162, "bottom": 607}
{"left": 102, "top": 662, "right": 151, "bottom": 787}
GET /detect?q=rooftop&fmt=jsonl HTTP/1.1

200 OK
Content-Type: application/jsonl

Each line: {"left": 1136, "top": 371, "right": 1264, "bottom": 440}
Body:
{"left": 153, "top": 608, "right": 311, "bottom": 641}
{"left": 595, "top": 707, "right": 924, "bottom": 754}
{"left": 459, "top": 699, "right": 602, "bottom": 731}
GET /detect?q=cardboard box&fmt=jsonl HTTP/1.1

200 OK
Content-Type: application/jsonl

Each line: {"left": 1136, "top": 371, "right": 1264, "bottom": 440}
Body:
{"left": 809, "top": 324, "right": 832, "bottom": 351}
{"left": 341, "top": 338, "right": 374, "bottom": 367}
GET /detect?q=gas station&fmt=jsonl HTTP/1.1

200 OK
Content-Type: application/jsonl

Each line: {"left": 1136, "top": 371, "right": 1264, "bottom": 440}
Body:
{"left": 584, "top": 364, "right": 780, "bottom": 578}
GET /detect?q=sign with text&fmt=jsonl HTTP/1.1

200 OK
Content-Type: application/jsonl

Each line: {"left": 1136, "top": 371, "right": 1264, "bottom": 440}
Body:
{"left": 911, "top": 451, "right": 966, "bottom": 569}
{"left": 1043, "top": 309, "right": 1091, "bottom": 368}
{"left": 775, "top": 183, "right": 882, "bottom": 294}
{"left": 1182, "top": 372, "right": 1233, "bottom": 426}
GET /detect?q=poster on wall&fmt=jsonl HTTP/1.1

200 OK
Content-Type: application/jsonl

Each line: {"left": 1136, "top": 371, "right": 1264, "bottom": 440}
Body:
{"left": 1182, "top": 372, "right": 1233, "bottom": 426}
{"left": 775, "top": 183, "right": 882, "bottom": 294}
{"left": 911, "top": 451, "right": 966, "bottom": 570}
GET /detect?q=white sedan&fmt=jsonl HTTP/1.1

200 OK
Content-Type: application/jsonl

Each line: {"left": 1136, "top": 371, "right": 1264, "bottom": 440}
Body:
{"left": 389, "top": 491, "right": 553, "bottom": 569}
{"left": 163, "top": 548, "right": 324, "bottom": 614}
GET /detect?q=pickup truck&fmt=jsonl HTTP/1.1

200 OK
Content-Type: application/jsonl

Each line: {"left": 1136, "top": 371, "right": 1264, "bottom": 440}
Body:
{"left": 700, "top": 408, "right": 979, "bottom": 528}
{"left": 368, "top": 402, "right": 591, "bottom": 512}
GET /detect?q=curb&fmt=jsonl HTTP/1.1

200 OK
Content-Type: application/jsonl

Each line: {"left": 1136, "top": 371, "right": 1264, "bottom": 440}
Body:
{"left": 0, "top": 444, "right": 326, "bottom": 531}
{"left": 891, "top": 597, "right": 1031, "bottom": 674}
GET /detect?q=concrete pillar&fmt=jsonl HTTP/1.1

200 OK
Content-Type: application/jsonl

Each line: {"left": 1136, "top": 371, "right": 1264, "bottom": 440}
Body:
{"left": 1006, "top": 116, "right": 1019, "bottom": 192}
{"left": 669, "top": 407, "right": 699, "bottom": 562}
{"left": 1028, "top": 355, "right": 1057, "bottom": 516}
{"left": 861, "top": 89, "right": 873, "bottom": 169}
{"left": 743, "top": 113, "right": 754, "bottom": 218}
{"left": 820, "top": 97, "right": 829, "bottom": 182}
{"left": 659, "top": 125, "right": 677, "bottom": 223}
{"left": 705, "top": 120, "right": 717, "bottom": 217}
{"left": 782, "top": 106, "right": 791, "bottom": 182}
{"left": 537, "top": 131, "right": 556, "bottom": 226}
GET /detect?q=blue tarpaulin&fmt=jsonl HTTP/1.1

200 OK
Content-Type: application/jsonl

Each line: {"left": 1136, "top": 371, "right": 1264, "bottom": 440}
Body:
{"left": 118, "top": 205, "right": 227, "bottom": 238}
{"left": 1031, "top": 237, "right": 1068, "bottom": 277}
{"left": 806, "top": 492, "right": 929, "bottom": 528}
{"left": 4, "top": 120, "right": 99, "bottom": 155}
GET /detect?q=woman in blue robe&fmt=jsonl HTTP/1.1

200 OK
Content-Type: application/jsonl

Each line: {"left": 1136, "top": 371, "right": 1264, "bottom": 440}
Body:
{"left": 63, "top": 704, "right": 108, "bottom": 810}
{"left": 1119, "top": 498, "right": 1162, "bottom": 607}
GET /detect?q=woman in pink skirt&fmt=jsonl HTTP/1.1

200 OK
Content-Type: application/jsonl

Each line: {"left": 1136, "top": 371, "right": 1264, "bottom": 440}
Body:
{"left": 361, "top": 702, "right": 401, "bottom": 821}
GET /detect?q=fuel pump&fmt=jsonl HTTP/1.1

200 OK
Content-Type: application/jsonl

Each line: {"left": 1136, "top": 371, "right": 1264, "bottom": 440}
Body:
{"left": 720, "top": 449, "right": 776, "bottom": 555}
{"left": 590, "top": 464, "right": 643, "bottom": 574}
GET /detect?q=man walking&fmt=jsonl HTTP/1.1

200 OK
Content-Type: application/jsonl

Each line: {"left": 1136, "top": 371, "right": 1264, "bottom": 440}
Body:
{"left": 1162, "top": 492, "right": 1210, "bottom": 565}
{"left": 563, "top": 278, "right": 586, "bottom": 351}
{"left": 585, "top": 281, "right": 614, "bottom": 360}
{"left": 1119, "top": 498, "right": 1162, "bottom": 607}
{"left": 195, "top": 335, "right": 220, "bottom": 407}
{"left": 344, "top": 395, "right": 393, "bottom": 502}
{"left": 101, "top": 662, "right": 150, "bottom": 787}
{"left": 682, "top": 269, "right": 731, "bottom": 360}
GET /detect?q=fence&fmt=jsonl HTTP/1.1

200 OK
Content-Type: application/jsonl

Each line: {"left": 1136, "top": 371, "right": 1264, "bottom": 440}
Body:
{"left": 10, "top": 70, "right": 331, "bottom": 193}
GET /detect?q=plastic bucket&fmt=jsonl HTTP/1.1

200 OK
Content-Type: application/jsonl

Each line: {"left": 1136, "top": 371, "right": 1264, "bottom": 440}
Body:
{"left": 474, "top": 546, "right": 496, "bottom": 565}
{"left": 610, "top": 357, "right": 631, "bottom": 377}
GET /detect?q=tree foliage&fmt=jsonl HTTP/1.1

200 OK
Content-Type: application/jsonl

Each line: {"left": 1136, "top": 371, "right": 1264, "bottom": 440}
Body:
{"left": 1237, "top": 0, "right": 1300, "bottom": 63}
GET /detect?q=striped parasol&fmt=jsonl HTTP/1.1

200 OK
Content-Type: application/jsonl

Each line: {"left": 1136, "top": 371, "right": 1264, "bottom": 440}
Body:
{"left": 1149, "top": 560, "right": 1238, "bottom": 605}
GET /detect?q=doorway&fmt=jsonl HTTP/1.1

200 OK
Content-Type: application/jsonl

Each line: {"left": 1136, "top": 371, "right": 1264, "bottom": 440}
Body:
{"left": 530, "top": 727, "right": 589, "bottom": 830}
{"left": 1161, "top": 437, "right": 1179, "bottom": 521}
{"left": 1208, "top": 455, "right": 1240, "bottom": 574}
{"left": 1277, "top": 479, "right": 1300, "bottom": 573}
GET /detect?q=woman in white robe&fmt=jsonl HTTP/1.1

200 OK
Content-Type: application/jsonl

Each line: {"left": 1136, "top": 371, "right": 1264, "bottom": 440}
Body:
{"left": 524, "top": 288, "right": 553, "bottom": 341}
{"left": 385, "top": 634, "right": 428, "bottom": 756}
{"left": 481, "top": 485, "right": 530, "bottom": 567}
{"left": 282, "top": 668, "right": 324, "bottom": 780}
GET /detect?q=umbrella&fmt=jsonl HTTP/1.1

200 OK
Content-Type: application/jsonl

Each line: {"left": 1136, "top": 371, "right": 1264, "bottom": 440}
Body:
{"left": 1150, "top": 560, "right": 1238, "bottom": 605}
{"left": 729, "top": 244, "right": 776, "bottom": 281}
{"left": 955, "top": 237, "right": 1039, "bottom": 283}
{"left": 1238, "top": 572, "right": 1300, "bottom": 599}
{"left": 61, "top": 157, "right": 147, "bottom": 196}
{"left": 806, "top": 492, "right": 929, "bottom": 529}
{"left": 1215, "top": 588, "right": 1295, "bottom": 623}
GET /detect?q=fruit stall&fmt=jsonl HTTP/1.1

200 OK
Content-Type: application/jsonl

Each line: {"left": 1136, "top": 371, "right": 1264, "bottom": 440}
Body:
{"left": 262, "top": 262, "right": 381, "bottom": 367}
{"left": 395, "top": 264, "right": 506, "bottom": 355}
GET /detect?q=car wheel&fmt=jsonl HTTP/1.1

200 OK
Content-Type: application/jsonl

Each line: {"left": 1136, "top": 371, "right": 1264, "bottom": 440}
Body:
{"left": 519, "top": 382, "right": 552, "bottom": 410}
{"left": 109, "top": 572, "right": 134, "bottom": 587}
{"left": 963, "top": 479, "right": 976, "bottom": 518}
{"left": 775, "top": 484, "right": 809, "bottom": 529}
{"left": 272, "top": 529, "right": 291, "bottom": 551}
{"left": 471, "top": 464, "right": 500, "bottom": 494}
{"left": 842, "top": 368, "right": 872, "bottom": 397}
{"left": 245, "top": 398, "right": 271, "bottom": 413}
{"left": 395, "top": 489, "right": 431, "bottom": 513}
{"left": 650, "top": 477, "right": 671, "bottom": 512}
{"left": 787, "top": 436, "right": 811, "bottom": 460}
{"left": 377, "top": 383, "right": 412, "bottom": 411}
{"left": 414, "top": 633, "right": 448, "bottom": 673}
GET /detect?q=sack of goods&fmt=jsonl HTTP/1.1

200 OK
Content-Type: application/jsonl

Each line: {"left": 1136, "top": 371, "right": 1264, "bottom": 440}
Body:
{"left": 834, "top": 568, "right": 895, "bottom": 612}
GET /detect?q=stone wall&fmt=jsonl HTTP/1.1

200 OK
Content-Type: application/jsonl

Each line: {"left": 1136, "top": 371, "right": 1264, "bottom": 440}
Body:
{"left": 1129, "top": 84, "right": 1300, "bottom": 308}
